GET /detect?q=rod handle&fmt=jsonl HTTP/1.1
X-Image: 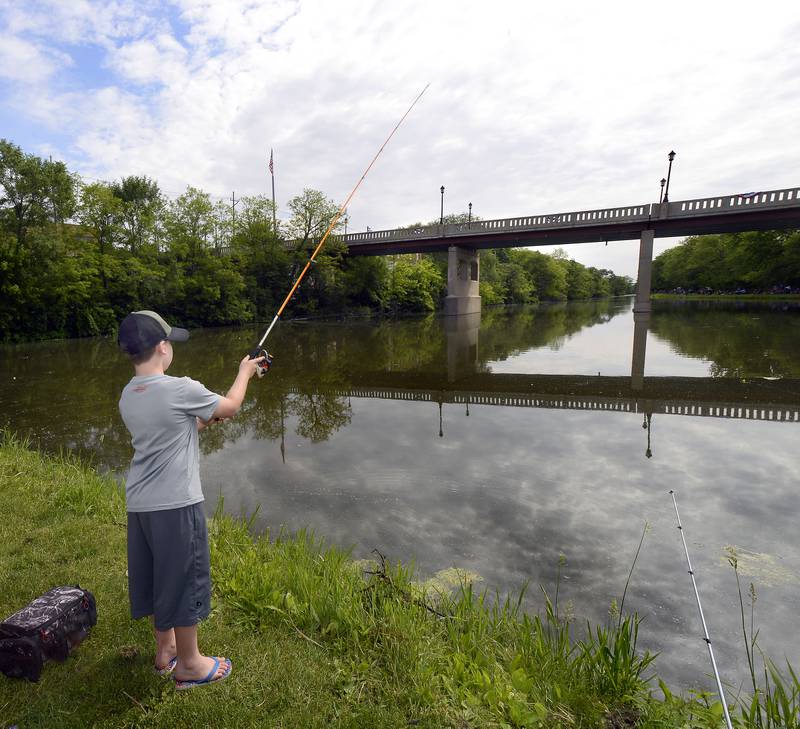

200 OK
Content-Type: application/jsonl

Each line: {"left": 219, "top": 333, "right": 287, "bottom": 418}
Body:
{"left": 249, "top": 348, "right": 273, "bottom": 378}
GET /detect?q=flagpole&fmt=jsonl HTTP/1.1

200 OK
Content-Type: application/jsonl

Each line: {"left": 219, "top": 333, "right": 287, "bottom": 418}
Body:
{"left": 270, "top": 148, "right": 277, "bottom": 234}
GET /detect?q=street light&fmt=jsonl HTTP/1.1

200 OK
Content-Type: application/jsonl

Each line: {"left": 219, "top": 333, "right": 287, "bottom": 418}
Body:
{"left": 659, "top": 178, "right": 666, "bottom": 204}
{"left": 468, "top": 201, "right": 472, "bottom": 228}
{"left": 663, "top": 151, "right": 676, "bottom": 203}
{"left": 440, "top": 185, "right": 445, "bottom": 225}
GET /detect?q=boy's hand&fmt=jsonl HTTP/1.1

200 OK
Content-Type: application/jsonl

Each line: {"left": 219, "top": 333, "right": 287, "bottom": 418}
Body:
{"left": 239, "top": 354, "right": 266, "bottom": 380}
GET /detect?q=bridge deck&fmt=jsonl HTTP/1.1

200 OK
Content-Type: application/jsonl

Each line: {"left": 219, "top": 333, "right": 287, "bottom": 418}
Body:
{"left": 344, "top": 186, "right": 800, "bottom": 255}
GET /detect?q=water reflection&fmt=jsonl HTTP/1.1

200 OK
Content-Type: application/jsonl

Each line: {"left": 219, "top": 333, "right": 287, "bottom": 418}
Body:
{"left": 650, "top": 299, "right": 800, "bottom": 379}
{"left": 2, "top": 298, "right": 799, "bottom": 690}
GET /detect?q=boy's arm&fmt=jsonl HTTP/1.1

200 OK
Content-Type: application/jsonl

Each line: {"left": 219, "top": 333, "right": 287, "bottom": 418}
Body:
{"left": 211, "top": 354, "right": 266, "bottom": 420}
{"left": 197, "top": 415, "right": 228, "bottom": 431}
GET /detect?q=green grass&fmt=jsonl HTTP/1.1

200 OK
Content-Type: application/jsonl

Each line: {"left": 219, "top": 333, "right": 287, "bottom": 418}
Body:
{"left": 0, "top": 434, "right": 796, "bottom": 728}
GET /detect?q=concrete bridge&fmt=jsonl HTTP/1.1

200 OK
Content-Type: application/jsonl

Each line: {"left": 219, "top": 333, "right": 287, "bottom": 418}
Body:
{"left": 344, "top": 186, "right": 800, "bottom": 316}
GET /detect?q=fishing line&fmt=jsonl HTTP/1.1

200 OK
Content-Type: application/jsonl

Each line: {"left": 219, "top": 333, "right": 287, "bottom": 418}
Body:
{"left": 250, "top": 83, "right": 431, "bottom": 375}
{"left": 669, "top": 490, "right": 734, "bottom": 729}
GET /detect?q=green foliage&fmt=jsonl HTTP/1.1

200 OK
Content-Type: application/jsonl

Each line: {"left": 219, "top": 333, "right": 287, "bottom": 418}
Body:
{"left": 653, "top": 230, "right": 800, "bottom": 292}
{"left": 0, "top": 138, "right": 76, "bottom": 247}
{"left": 111, "top": 175, "right": 162, "bottom": 253}
{"left": 285, "top": 188, "right": 341, "bottom": 248}
{"left": 0, "top": 140, "right": 632, "bottom": 342}
{"left": 386, "top": 256, "right": 444, "bottom": 312}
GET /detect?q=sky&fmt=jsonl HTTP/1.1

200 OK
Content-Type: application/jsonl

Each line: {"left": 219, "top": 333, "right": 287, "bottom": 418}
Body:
{"left": 1, "top": 0, "right": 799, "bottom": 277}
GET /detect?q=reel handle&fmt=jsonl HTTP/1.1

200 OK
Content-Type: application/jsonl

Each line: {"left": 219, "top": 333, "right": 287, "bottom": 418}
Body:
{"left": 249, "top": 348, "right": 273, "bottom": 378}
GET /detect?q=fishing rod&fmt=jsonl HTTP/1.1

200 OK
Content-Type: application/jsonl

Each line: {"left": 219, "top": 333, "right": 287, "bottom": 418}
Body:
{"left": 249, "top": 83, "right": 431, "bottom": 377}
{"left": 669, "top": 490, "right": 734, "bottom": 729}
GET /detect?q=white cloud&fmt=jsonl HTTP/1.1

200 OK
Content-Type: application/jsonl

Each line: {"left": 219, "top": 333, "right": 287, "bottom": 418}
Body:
{"left": 0, "top": 33, "right": 71, "bottom": 83}
{"left": 109, "top": 34, "right": 188, "bottom": 85}
{"left": 2, "top": 0, "right": 800, "bottom": 276}
{"left": 2, "top": 0, "right": 160, "bottom": 47}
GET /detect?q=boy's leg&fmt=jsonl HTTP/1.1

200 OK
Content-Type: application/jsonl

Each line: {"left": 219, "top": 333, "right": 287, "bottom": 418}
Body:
{"left": 150, "top": 617, "right": 177, "bottom": 671}
{"left": 147, "top": 504, "right": 230, "bottom": 681}
{"left": 173, "top": 624, "right": 228, "bottom": 681}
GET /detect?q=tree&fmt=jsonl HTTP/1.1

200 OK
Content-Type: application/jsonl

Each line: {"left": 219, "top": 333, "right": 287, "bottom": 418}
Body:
{"left": 340, "top": 256, "right": 389, "bottom": 309}
{"left": 233, "top": 196, "right": 291, "bottom": 319}
{"left": 565, "top": 259, "right": 594, "bottom": 300}
{"left": 164, "top": 187, "right": 215, "bottom": 267}
{"left": 285, "top": 188, "right": 341, "bottom": 250}
{"left": 512, "top": 249, "right": 568, "bottom": 301}
{"left": 77, "top": 182, "right": 122, "bottom": 291}
{"left": 111, "top": 175, "right": 162, "bottom": 253}
{"left": 478, "top": 249, "right": 507, "bottom": 305}
{"left": 0, "top": 139, "right": 76, "bottom": 250}
{"left": 387, "top": 256, "right": 444, "bottom": 312}
{"left": 502, "top": 261, "right": 535, "bottom": 303}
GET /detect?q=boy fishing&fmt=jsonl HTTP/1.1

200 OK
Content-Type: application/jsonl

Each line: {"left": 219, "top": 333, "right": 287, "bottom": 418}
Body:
{"left": 117, "top": 310, "right": 265, "bottom": 689}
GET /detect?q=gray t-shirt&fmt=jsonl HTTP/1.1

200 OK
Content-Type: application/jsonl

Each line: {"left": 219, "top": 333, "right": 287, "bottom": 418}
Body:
{"left": 119, "top": 375, "right": 221, "bottom": 512}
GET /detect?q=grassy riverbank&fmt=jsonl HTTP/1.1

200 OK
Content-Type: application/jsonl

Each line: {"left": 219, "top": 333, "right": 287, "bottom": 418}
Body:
{"left": 0, "top": 437, "right": 794, "bottom": 728}
{"left": 652, "top": 293, "right": 800, "bottom": 301}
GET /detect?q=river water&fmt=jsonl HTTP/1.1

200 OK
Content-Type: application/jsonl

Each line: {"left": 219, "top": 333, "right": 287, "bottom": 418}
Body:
{"left": 2, "top": 297, "right": 799, "bottom": 691}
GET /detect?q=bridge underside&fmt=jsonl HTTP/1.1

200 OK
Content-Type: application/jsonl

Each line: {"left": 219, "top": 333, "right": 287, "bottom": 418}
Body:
{"left": 346, "top": 207, "right": 800, "bottom": 256}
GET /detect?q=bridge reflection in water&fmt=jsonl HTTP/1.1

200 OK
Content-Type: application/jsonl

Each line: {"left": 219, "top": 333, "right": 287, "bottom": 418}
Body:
{"left": 288, "top": 309, "right": 800, "bottom": 457}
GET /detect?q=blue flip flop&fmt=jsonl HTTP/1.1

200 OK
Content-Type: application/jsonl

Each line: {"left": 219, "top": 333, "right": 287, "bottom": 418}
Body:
{"left": 154, "top": 656, "right": 177, "bottom": 676}
{"left": 174, "top": 657, "right": 232, "bottom": 690}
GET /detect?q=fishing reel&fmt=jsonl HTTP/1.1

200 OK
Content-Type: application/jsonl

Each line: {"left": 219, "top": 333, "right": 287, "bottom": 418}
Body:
{"left": 250, "top": 348, "right": 273, "bottom": 378}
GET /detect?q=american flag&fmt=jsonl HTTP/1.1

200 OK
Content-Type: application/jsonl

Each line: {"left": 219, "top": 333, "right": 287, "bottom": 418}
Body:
{"left": 269, "top": 149, "right": 274, "bottom": 175}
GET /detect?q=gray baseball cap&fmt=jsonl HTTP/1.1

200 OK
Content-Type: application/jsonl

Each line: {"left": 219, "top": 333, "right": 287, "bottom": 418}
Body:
{"left": 117, "top": 310, "right": 190, "bottom": 355}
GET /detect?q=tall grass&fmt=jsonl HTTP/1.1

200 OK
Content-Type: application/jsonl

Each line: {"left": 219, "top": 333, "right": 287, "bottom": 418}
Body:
{"left": 726, "top": 548, "right": 800, "bottom": 728}
{"left": 209, "top": 507, "right": 670, "bottom": 727}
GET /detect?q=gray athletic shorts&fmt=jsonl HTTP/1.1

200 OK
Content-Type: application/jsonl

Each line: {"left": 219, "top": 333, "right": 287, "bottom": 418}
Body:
{"left": 127, "top": 502, "right": 211, "bottom": 631}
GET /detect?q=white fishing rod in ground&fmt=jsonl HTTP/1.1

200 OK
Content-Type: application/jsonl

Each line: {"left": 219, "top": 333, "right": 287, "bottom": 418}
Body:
{"left": 670, "top": 489, "right": 734, "bottom": 729}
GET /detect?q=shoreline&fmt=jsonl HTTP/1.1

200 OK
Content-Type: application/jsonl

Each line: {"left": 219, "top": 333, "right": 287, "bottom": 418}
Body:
{"left": 652, "top": 293, "right": 800, "bottom": 301}
{"left": 0, "top": 296, "right": 632, "bottom": 346}
{"left": 2, "top": 435, "right": 794, "bottom": 727}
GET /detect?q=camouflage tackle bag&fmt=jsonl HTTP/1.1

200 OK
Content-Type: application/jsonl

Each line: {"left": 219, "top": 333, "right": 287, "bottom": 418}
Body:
{"left": 0, "top": 585, "right": 97, "bottom": 682}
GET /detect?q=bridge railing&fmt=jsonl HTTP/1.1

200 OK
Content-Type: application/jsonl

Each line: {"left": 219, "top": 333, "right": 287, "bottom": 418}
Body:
{"left": 345, "top": 203, "right": 651, "bottom": 246}
{"left": 344, "top": 186, "right": 800, "bottom": 247}
{"left": 662, "top": 186, "right": 800, "bottom": 218}
{"left": 285, "top": 385, "right": 800, "bottom": 422}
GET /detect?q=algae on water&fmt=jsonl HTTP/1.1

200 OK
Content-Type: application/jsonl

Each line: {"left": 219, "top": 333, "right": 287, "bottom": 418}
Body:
{"left": 722, "top": 545, "right": 799, "bottom": 587}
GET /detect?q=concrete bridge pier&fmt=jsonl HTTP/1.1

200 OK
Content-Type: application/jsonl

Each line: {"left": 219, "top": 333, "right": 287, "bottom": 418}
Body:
{"left": 630, "top": 311, "right": 650, "bottom": 391}
{"left": 445, "top": 311, "right": 481, "bottom": 382}
{"left": 444, "top": 246, "right": 481, "bottom": 316}
{"left": 633, "top": 229, "right": 654, "bottom": 314}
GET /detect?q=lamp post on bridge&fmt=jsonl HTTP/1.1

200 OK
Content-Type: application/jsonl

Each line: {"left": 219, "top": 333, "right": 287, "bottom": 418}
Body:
{"left": 663, "top": 151, "right": 676, "bottom": 203}
{"left": 440, "top": 185, "right": 445, "bottom": 225}
{"left": 468, "top": 201, "right": 472, "bottom": 228}
{"left": 659, "top": 178, "right": 666, "bottom": 204}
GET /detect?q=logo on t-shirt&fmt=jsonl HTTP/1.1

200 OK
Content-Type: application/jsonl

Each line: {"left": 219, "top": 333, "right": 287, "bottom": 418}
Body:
{"left": 133, "top": 385, "right": 149, "bottom": 393}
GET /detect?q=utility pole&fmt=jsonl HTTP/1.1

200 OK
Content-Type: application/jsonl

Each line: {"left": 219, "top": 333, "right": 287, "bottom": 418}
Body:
{"left": 269, "top": 149, "right": 277, "bottom": 234}
{"left": 230, "top": 191, "right": 240, "bottom": 238}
